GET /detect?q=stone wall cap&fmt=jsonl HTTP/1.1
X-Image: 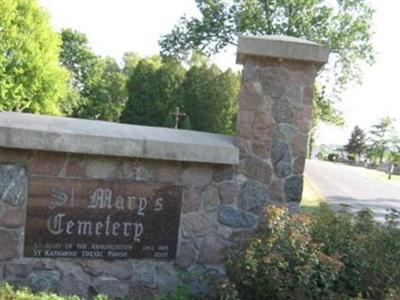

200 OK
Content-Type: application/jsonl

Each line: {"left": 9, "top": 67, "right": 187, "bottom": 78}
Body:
{"left": 0, "top": 112, "right": 239, "bottom": 165}
{"left": 236, "top": 35, "right": 329, "bottom": 65}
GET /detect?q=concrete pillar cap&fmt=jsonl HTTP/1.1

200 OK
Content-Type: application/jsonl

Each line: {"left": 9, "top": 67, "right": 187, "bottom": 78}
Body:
{"left": 236, "top": 35, "right": 329, "bottom": 65}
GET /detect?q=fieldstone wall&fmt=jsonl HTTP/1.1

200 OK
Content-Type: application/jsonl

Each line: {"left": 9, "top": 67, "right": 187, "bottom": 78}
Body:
{"left": 0, "top": 147, "right": 267, "bottom": 298}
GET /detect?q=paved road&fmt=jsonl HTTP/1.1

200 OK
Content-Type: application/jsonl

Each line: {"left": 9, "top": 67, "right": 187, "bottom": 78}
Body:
{"left": 305, "top": 160, "right": 400, "bottom": 222}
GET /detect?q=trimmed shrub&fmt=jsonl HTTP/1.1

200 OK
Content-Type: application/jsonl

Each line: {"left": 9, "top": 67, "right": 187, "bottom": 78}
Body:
{"left": 347, "top": 154, "right": 356, "bottom": 161}
{"left": 328, "top": 153, "right": 340, "bottom": 161}
{"left": 220, "top": 205, "right": 400, "bottom": 300}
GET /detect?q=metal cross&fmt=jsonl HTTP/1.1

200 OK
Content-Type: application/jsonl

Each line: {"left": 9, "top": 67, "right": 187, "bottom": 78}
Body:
{"left": 171, "top": 106, "right": 186, "bottom": 129}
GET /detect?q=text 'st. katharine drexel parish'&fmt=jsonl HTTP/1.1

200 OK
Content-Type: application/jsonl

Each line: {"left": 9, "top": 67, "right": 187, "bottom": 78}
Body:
{"left": 24, "top": 177, "right": 182, "bottom": 259}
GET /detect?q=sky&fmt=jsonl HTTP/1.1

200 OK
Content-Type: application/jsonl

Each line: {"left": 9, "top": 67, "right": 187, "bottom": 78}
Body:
{"left": 38, "top": 0, "right": 399, "bottom": 146}
{"left": 316, "top": 0, "right": 400, "bottom": 145}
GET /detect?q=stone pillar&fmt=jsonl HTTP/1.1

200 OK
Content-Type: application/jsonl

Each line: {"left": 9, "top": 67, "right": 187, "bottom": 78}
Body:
{"left": 235, "top": 35, "right": 329, "bottom": 205}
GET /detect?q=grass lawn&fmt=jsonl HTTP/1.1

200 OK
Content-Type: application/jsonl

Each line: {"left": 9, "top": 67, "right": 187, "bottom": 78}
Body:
{"left": 301, "top": 175, "right": 326, "bottom": 213}
{"left": 362, "top": 168, "right": 400, "bottom": 182}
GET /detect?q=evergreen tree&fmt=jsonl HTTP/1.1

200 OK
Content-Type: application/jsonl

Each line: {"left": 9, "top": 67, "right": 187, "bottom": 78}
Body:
{"left": 164, "top": 114, "right": 175, "bottom": 128}
{"left": 181, "top": 115, "right": 192, "bottom": 130}
{"left": 180, "top": 59, "right": 240, "bottom": 134}
{"left": 120, "top": 57, "right": 185, "bottom": 127}
{"left": 344, "top": 126, "right": 367, "bottom": 159}
{"left": 121, "top": 54, "right": 239, "bottom": 134}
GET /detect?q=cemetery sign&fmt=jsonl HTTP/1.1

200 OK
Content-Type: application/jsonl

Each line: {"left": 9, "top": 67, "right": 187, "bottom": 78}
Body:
{"left": 24, "top": 177, "right": 182, "bottom": 259}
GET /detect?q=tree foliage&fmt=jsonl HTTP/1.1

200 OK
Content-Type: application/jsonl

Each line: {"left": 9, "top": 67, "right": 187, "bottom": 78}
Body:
{"left": 122, "top": 52, "right": 141, "bottom": 76}
{"left": 368, "top": 117, "right": 397, "bottom": 163}
{"left": 160, "top": 0, "right": 375, "bottom": 133}
{"left": 60, "top": 29, "right": 101, "bottom": 92}
{"left": 120, "top": 54, "right": 240, "bottom": 134}
{"left": 0, "top": 0, "right": 68, "bottom": 114}
{"left": 120, "top": 57, "right": 185, "bottom": 127}
{"left": 82, "top": 57, "right": 127, "bottom": 121}
{"left": 389, "top": 136, "right": 400, "bottom": 164}
{"left": 181, "top": 115, "right": 192, "bottom": 130}
{"left": 344, "top": 125, "right": 367, "bottom": 158}
{"left": 160, "top": 0, "right": 374, "bottom": 92}
{"left": 308, "top": 85, "right": 344, "bottom": 157}
{"left": 59, "top": 28, "right": 102, "bottom": 116}
{"left": 180, "top": 58, "right": 240, "bottom": 134}
{"left": 60, "top": 29, "right": 127, "bottom": 121}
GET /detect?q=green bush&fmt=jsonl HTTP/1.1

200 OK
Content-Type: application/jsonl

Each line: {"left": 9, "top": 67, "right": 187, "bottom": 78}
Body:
{"left": 328, "top": 153, "right": 340, "bottom": 161}
{"left": 0, "top": 280, "right": 194, "bottom": 300}
{"left": 347, "top": 154, "right": 356, "bottom": 161}
{"left": 317, "top": 152, "right": 325, "bottom": 160}
{"left": 0, "top": 283, "right": 80, "bottom": 300}
{"left": 311, "top": 206, "right": 400, "bottom": 299}
{"left": 221, "top": 205, "right": 400, "bottom": 300}
{"left": 0, "top": 284, "right": 115, "bottom": 300}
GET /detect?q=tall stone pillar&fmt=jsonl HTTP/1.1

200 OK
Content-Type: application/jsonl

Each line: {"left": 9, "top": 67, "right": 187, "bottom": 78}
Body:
{"left": 235, "top": 35, "right": 329, "bottom": 206}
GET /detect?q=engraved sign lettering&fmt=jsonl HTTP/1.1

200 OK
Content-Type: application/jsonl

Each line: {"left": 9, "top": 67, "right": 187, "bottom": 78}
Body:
{"left": 24, "top": 177, "right": 182, "bottom": 259}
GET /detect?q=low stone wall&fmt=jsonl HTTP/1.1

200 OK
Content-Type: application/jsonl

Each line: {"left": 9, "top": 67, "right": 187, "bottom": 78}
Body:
{"left": 0, "top": 147, "right": 252, "bottom": 298}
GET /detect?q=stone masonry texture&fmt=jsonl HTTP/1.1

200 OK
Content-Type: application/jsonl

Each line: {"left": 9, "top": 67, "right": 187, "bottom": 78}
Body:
{"left": 236, "top": 56, "right": 319, "bottom": 205}
{"left": 0, "top": 149, "right": 245, "bottom": 298}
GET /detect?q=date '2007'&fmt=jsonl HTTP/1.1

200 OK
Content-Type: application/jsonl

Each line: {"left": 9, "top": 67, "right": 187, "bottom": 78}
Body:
{"left": 154, "top": 252, "right": 168, "bottom": 258}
